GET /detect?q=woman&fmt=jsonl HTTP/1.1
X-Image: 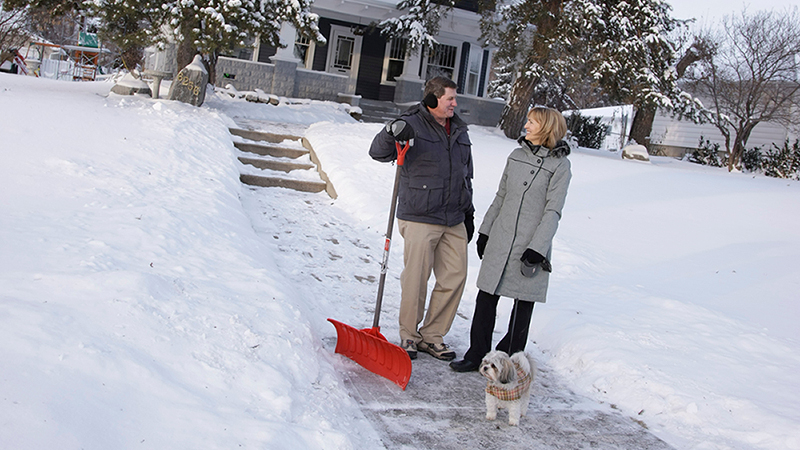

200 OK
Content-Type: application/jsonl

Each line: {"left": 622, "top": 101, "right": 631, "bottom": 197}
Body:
{"left": 450, "top": 107, "right": 572, "bottom": 372}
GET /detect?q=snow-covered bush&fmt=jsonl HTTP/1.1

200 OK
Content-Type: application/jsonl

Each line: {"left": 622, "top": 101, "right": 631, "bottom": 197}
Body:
{"left": 741, "top": 147, "right": 762, "bottom": 173}
{"left": 688, "top": 137, "right": 800, "bottom": 180}
{"left": 687, "top": 137, "right": 726, "bottom": 167}
{"left": 761, "top": 139, "right": 800, "bottom": 180}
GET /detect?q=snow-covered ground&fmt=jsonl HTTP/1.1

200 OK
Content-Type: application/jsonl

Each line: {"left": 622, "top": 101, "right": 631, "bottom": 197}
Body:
{"left": 1, "top": 73, "right": 798, "bottom": 450}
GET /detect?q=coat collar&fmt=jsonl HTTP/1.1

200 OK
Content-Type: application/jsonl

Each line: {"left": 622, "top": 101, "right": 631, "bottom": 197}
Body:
{"left": 517, "top": 136, "right": 571, "bottom": 158}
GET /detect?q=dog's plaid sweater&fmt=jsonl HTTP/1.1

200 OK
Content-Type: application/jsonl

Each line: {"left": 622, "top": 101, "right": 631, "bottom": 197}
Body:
{"left": 485, "top": 361, "right": 532, "bottom": 401}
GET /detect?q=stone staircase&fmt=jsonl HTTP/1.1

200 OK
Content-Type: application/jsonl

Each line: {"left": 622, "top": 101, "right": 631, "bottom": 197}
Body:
{"left": 358, "top": 99, "right": 402, "bottom": 124}
{"left": 230, "top": 127, "right": 336, "bottom": 198}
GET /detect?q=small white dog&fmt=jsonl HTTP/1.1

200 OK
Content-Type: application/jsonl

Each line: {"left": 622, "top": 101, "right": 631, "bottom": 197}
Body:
{"left": 479, "top": 350, "right": 536, "bottom": 426}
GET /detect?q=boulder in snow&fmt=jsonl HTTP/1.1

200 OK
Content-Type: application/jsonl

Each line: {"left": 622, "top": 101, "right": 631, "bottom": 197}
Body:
{"left": 622, "top": 144, "right": 650, "bottom": 162}
{"left": 168, "top": 55, "right": 208, "bottom": 107}
{"left": 110, "top": 72, "right": 152, "bottom": 97}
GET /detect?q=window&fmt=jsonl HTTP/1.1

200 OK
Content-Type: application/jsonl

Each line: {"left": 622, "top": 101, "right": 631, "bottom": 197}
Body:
{"left": 426, "top": 43, "right": 458, "bottom": 80}
{"left": 465, "top": 46, "right": 482, "bottom": 96}
{"left": 332, "top": 35, "right": 355, "bottom": 70}
{"left": 383, "top": 38, "right": 408, "bottom": 83}
{"left": 294, "top": 35, "right": 314, "bottom": 69}
{"left": 224, "top": 36, "right": 255, "bottom": 61}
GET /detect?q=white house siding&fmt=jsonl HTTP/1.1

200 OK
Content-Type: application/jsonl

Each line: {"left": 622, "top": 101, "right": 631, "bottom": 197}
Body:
{"left": 571, "top": 105, "right": 794, "bottom": 156}
{"left": 649, "top": 111, "right": 792, "bottom": 157}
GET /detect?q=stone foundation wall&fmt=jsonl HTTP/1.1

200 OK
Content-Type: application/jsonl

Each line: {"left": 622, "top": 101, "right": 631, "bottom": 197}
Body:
{"left": 216, "top": 56, "right": 349, "bottom": 102}
{"left": 294, "top": 68, "right": 349, "bottom": 101}
{"left": 216, "top": 57, "right": 275, "bottom": 92}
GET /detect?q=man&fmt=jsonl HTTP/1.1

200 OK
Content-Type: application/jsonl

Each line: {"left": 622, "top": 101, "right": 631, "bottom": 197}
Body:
{"left": 369, "top": 76, "right": 475, "bottom": 361}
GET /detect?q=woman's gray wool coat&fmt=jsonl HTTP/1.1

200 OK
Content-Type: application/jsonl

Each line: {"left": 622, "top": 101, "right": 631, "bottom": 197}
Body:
{"left": 476, "top": 138, "right": 571, "bottom": 303}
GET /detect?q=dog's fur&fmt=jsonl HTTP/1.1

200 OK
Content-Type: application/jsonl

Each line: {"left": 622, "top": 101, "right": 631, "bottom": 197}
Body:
{"left": 480, "top": 350, "right": 536, "bottom": 426}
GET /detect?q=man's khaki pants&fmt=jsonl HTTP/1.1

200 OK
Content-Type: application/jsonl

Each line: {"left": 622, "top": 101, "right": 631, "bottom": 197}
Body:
{"left": 397, "top": 219, "right": 468, "bottom": 346}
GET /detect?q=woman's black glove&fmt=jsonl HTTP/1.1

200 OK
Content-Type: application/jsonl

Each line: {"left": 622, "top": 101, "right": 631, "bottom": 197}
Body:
{"left": 520, "top": 249, "right": 545, "bottom": 265}
{"left": 520, "top": 248, "right": 552, "bottom": 272}
{"left": 464, "top": 213, "right": 474, "bottom": 243}
{"left": 476, "top": 233, "right": 488, "bottom": 259}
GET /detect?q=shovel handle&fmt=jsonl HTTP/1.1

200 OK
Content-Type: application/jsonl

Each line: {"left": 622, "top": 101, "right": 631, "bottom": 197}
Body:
{"left": 372, "top": 141, "right": 410, "bottom": 329}
{"left": 396, "top": 140, "right": 410, "bottom": 166}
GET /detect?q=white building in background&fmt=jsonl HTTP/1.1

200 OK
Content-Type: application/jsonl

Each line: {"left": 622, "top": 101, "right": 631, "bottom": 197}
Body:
{"left": 573, "top": 105, "right": 795, "bottom": 156}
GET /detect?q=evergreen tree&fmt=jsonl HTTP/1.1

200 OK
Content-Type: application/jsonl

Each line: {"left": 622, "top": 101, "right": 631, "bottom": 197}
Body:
{"left": 580, "top": 0, "right": 695, "bottom": 148}
{"left": 480, "top": 0, "right": 581, "bottom": 138}
{"left": 11, "top": 0, "right": 325, "bottom": 84}
{"left": 161, "top": 0, "right": 325, "bottom": 84}
{"left": 380, "top": 0, "right": 455, "bottom": 52}
{"left": 481, "top": 0, "right": 708, "bottom": 142}
{"left": 90, "top": 0, "right": 165, "bottom": 72}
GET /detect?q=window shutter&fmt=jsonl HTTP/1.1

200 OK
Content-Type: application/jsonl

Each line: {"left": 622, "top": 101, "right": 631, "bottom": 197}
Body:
{"left": 478, "top": 49, "right": 489, "bottom": 97}
{"left": 457, "top": 42, "right": 470, "bottom": 94}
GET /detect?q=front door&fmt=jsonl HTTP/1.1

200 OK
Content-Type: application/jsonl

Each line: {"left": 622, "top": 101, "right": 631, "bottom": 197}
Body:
{"left": 326, "top": 25, "right": 362, "bottom": 94}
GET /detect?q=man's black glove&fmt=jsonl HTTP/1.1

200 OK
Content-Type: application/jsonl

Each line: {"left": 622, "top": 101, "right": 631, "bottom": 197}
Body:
{"left": 464, "top": 213, "right": 474, "bottom": 243}
{"left": 476, "top": 233, "right": 488, "bottom": 260}
{"left": 386, "top": 119, "right": 415, "bottom": 142}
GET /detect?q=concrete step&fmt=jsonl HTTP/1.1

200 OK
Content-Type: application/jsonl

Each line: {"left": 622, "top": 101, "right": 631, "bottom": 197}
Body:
{"left": 360, "top": 113, "right": 396, "bottom": 124}
{"left": 238, "top": 156, "right": 314, "bottom": 172}
{"left": 234, "top": 141, "right": 308, "bottom": 159}
{"left": 240, "top": 174, "right": 328, "bottom": 193}
{"left": 229, "top": 128, "right": 302, "bottom": 143}
{"left": 359, "top": 99, "right": 402, "bottom": 123}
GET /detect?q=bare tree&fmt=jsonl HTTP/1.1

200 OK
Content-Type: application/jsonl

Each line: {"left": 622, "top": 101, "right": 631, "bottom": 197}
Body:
{"left": 0, "top": 1, "right": 29, "bottom": 51}
{"left": 686, "top": 8, "right": 800, "bottom": 171}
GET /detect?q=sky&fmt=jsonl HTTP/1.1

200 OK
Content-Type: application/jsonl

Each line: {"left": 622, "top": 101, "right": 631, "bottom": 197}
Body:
{"left": 1, "top": 73, "right": 799, "bottom": 450}
{"left": 667, "top": 0, "right": 797, "bottom": 25}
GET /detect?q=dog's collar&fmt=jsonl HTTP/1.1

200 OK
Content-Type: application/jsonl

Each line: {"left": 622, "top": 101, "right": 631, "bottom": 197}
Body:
{"left": 485, "top": 361, "right": 532, "bottom": 401}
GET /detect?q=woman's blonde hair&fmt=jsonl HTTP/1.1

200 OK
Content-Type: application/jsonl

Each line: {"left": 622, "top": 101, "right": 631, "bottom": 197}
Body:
{"left": 527, "top": 107, "right": 567, "bottom": 149}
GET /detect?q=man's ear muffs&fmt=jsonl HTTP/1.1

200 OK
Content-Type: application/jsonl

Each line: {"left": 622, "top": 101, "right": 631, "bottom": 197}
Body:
{"left": 423, "top": 93, "right": 438, "bottom": 109}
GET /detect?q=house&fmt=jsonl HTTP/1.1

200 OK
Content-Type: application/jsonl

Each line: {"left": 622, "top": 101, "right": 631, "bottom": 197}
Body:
{"left": 203, "top": 0, "right": 504, "bottom": 126}
{"left": 572, "top": 105, "right": 796, "bottom": 157}
{"left": 648, "top": 112, "right": 796, "bottom": 157}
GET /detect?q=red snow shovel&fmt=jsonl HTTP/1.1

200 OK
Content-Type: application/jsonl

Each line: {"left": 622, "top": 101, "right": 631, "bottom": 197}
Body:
{"left": 328, "top": 140, "right": 412, "bottom": 390}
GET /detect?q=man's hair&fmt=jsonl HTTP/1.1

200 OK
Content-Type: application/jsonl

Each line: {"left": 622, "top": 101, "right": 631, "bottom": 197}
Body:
{"left": 526, "top": 107, "right": 567, "bottom": 149}
{"left": 423, "top": 76, "right": 458, "bottom": 100}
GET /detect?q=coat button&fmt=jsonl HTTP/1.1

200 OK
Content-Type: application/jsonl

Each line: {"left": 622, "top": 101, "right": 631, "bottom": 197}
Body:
{"left": 523, "top": 181, "right": 528, "bottom": 186}
{"left": 530, "top": 170, "right": 535, "bottom": 174}
{"left": 537, "top": 159, "right": 541, "bottom": 163}
{"left": 423, "top": 185, "right": 427, "bottom": 189}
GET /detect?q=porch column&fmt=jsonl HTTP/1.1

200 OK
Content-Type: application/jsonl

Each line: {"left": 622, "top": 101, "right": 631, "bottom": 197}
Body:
{"left": 397, "top": 49, "right": 422, "bottom": 81}
{"left": 270, "top": 22, "right": 300, "bottom": 97}
{"left": 271, "top": 23, "right": 301, "bottom": 63}
{"left": 394, "top": 50, "right": 425, "bottom": 104}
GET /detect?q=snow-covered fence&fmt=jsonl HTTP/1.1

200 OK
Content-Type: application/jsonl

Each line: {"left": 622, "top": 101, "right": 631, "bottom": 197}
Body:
{"left": 39, "top": 58, "right": 74, "bottom": 80}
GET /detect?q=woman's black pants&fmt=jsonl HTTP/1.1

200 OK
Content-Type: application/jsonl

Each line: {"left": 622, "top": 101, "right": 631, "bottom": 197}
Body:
{"left": 463, "top": 290, "right": 535, "bottom": 364}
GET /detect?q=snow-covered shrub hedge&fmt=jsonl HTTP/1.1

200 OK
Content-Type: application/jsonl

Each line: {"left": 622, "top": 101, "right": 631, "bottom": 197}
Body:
{"left": 761, "top": 139, "right": 800, "bottom": 180}
{"left": 688, "top": 137, "right": 800, "bottom": 180}
{"left": 687, "top": 137, "right": 726, "bottom": 167}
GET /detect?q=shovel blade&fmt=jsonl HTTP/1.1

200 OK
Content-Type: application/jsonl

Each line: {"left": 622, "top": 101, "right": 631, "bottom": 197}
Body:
{"left": 328, "top": 318, "right": 411, "bottom": 390}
